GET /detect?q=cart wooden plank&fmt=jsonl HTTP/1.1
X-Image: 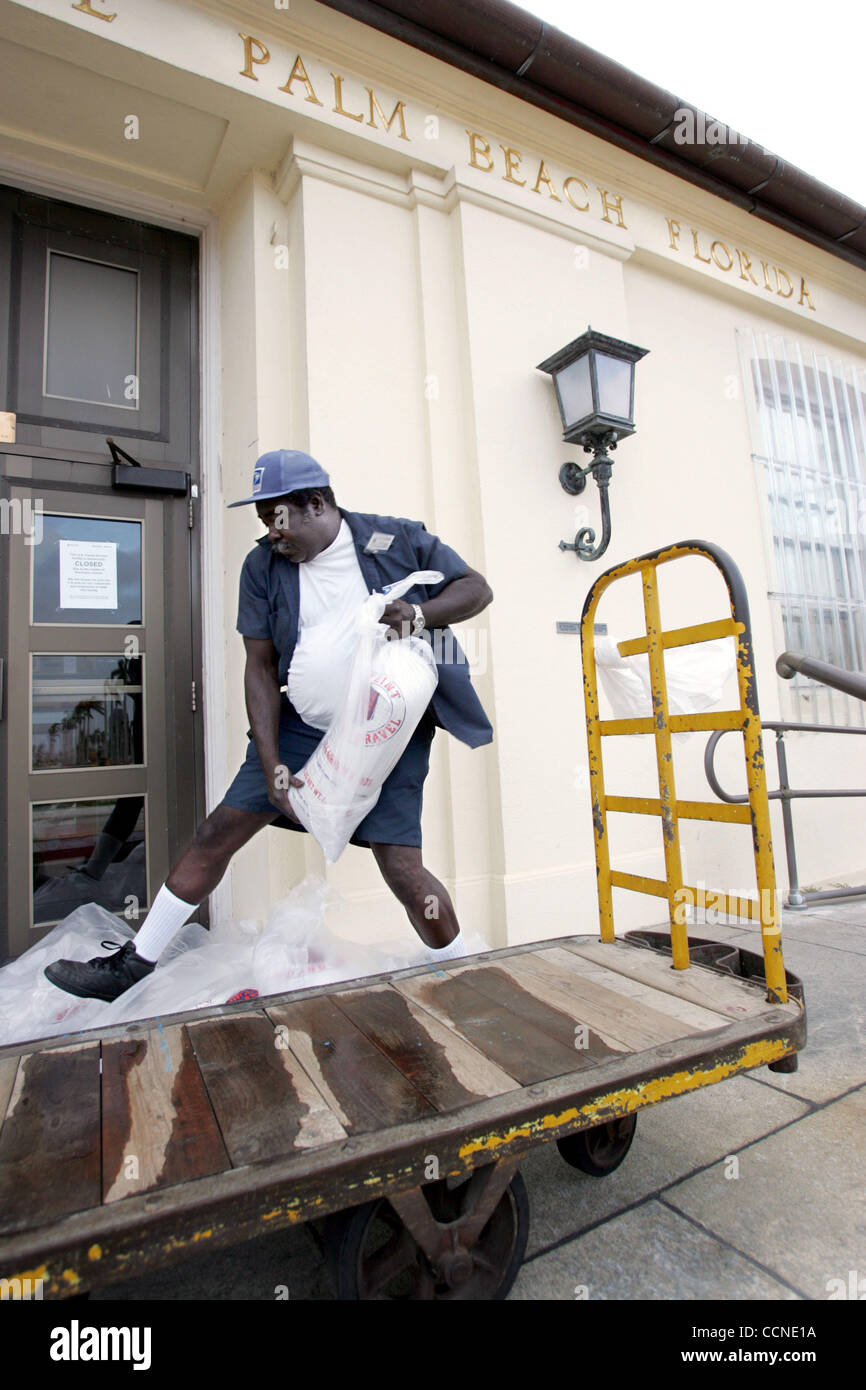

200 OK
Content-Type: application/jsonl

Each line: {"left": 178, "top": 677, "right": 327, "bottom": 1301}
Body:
{"left": 454, "top": 952, "right": 701, "bottom": 1052}
{"left": 498, "top": 948, "right": 727, "bottom": 1047}
{"left": 186, "top": 1012, "right": 349, "bottom": 1165}
{"left": 538, "top": 948, "right": 730, "bottom": 1033}
{"left": 265, "top": 995, "right": 435, "bottom": 1132}
{"left": 0, "top": 1055, "right": 19, "bottom": 1125}
{"left": 564, "top": 940, "right": 775, "bottom": 1019}
{"left": 443, "top": 958, "right": 624, "bottom": 1059}
{"left": 0, "top": 1042, "right": 100, "bottom": 1235}
{"left": 392, "top": 969, "right": 587, "bottom": 1084}
{"left": 331, "top": 983, "right": 521, "bottom": 1110}
{"left": 101, "top": 1027, "right": 231, "bottom": 1203}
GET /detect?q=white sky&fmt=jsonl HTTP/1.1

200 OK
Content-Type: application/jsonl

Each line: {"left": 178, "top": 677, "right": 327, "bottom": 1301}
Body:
{"left": 520, "top": 0, "right": 864, "bottom": 206}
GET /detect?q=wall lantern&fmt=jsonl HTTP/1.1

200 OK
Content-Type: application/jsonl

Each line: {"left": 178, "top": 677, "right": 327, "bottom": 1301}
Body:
{"left": 537, "top": 327, "right": 649, "bottom": 561}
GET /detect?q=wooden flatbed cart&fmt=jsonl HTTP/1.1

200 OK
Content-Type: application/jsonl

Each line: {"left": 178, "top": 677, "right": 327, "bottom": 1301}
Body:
{"left": 0, "top": 542, "right": 806, "bottom": 1301}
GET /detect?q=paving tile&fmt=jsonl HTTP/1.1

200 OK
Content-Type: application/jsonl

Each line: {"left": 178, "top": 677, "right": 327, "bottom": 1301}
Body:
{"left": 664, "top": 1088, "right": 866, "bottom": 1301}
{"left": 675, "top": 909, "right": 865, "bottom": 952}
{"left": 787, "top": 901, "right": 866, "bottom": 927}
{"left": 765, "top": 910, "right": 865, "bottom": 954}
{"left": 510, "top": 1199, "right": 799, "bottom": 1300}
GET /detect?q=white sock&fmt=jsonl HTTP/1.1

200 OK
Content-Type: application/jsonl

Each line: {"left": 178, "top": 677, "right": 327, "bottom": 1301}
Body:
{"left": 424, "top": 932, "right": 467, "bottom": 963}
{"left": 133, "top": 885, "right": 198, "bottom": 963}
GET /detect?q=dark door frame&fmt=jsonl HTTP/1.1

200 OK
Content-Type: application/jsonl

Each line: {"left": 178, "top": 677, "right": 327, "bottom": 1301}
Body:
{"left": 0, "top": 182, "right": 208, "bottom": 958}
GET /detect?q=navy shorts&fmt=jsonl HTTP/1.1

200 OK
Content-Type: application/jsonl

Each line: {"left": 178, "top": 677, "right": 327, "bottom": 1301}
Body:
{"left": 222, "top": 697, "right": 437, "bottom": 848}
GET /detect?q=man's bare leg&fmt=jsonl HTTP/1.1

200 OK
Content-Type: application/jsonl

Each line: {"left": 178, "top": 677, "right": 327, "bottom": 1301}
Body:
{"left": 370, "top": 842, "right": 459, "bottom": 949}
{"left": 125, "top": 804, "right": 279, "bottom": 961}
{"left": 44, "top": 804, "right": 279, "bottom": 999}
{"left": 166, "top": 803, "right": 278, "bottom": 903}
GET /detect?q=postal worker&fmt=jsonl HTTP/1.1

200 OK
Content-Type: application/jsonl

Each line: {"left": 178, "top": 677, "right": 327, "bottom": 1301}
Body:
{"left": 44, "top": 450, "right": 494, "bottom": 1001}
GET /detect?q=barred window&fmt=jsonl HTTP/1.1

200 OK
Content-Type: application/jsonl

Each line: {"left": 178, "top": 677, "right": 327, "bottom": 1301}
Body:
{"left": 737, "top": 328, "right": 866, "bottom": 726}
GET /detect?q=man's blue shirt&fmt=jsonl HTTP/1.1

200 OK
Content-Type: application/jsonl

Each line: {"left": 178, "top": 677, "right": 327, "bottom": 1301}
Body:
{"left": 235, "top": 507, "right": 493, "bottom": 749}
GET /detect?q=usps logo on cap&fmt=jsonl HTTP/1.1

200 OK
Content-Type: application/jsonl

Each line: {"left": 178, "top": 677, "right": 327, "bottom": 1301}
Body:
{"left": 252, "top": 466, "right": 266, "bottom": 493}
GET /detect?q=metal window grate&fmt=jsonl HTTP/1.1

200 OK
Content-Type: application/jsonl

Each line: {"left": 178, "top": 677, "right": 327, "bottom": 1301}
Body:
{"left": 737, "top": 328, "right": 866, "bottom": 727}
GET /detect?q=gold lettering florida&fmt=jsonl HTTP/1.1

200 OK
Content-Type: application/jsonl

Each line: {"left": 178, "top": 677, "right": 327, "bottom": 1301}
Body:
{"left": 668, "top": 216, "right": 815, "bottom": 310}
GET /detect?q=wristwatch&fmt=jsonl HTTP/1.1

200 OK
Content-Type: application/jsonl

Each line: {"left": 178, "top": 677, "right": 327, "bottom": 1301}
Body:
{"left": 411, "top": 603, "right": 426, "bottom": 635}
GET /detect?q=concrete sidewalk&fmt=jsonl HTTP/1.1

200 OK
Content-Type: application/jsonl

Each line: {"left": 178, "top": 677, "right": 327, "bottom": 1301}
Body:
{"left": 93, "top": 898, "right": 866, "bottom": 1302}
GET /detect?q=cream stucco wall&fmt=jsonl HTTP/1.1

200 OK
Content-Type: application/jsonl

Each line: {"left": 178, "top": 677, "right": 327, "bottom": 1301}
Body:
{"left": 219, "top": 138, "right": 866, "bottom": 945}
{"left": 2, "top": 0, "right": 864, "bottom": 948}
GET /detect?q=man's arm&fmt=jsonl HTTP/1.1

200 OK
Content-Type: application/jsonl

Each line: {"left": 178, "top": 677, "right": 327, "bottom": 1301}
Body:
{"left": 243, "top": 636, "right": 303, "bottom": 818}
{"left": 381, "top": 565, "right": 493, "bottom": 636}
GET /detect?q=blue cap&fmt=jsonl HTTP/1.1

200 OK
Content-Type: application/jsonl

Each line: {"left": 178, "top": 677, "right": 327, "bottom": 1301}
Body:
{"left": 227, "top": 449, "right": 330, "bottom": 508}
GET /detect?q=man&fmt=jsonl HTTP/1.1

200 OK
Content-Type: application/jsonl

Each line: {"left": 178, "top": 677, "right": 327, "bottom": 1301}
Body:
{"left": 44, "top": 450, "right": 493, "bottom": 1002}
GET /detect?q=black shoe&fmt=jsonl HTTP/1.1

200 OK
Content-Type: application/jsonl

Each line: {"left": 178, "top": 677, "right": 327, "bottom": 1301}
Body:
{"left": 44, "top": 939, "right": 156, "bottom": 1002}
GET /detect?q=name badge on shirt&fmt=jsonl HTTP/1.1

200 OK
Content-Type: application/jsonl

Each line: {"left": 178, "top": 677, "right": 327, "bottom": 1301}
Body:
{"left": 364, "top": 531, "right": 395, "bottom": 553}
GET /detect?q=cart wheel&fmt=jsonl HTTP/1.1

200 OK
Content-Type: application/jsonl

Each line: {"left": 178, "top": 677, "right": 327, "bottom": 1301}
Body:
{"left": 322, "top": 1167, "right": 529, "bottom": 1300}
{"left": 557, "top": 1114, "right": 637, "bottom": 1176}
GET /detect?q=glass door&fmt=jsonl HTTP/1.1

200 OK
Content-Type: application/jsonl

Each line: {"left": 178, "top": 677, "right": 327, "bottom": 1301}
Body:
{"left": 0, "top": 183, "right": 202, "bottom": 961}
{"left": 4, "top": 485, "right": 171, "bottom": 952}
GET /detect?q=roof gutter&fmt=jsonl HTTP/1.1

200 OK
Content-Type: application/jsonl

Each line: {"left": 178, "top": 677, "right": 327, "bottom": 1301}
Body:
{"left": 316, "top": 0, "right": 866, "bottom": 274}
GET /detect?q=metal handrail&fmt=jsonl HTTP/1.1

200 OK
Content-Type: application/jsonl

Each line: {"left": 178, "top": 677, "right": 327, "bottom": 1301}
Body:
{"left": 775, "top": 649, "right": 866, "bottom": 703}
{"left": 705, "top": 647, "right": 866, "bottom": 908}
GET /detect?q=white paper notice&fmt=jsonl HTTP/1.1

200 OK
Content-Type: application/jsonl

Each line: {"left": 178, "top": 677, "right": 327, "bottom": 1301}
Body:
{"left": 59, "top": 539, "right": 118, "bottom": 609}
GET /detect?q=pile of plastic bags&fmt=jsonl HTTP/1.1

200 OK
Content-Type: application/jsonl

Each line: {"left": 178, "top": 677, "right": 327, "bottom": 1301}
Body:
{"left": 0, "top": 875, "right": 487, "bottom": 1048}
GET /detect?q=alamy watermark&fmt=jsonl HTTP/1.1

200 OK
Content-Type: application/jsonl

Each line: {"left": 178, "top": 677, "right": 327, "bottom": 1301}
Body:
{"left": 791, "top": 482, "right": 866, "bottom": 540}
{"left": 825, "top": 1269, "right": 866, "bottom": 1299}
{"left": 674, "top": 881, "right": 781, "bottom": 926}
{"left": 0, "top": 496, "right": 43, "bottom": 545}
{"left": 673, "top": 109, "right": 748, "bottom": 147}
{"left": 1, "top": 1275, "right": 44, "bottom": 1299}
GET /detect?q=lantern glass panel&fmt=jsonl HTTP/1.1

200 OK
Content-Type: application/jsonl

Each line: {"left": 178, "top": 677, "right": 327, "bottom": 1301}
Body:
{"left": 595, "top": 352, "right": 633, "bottom": 423}
{"left": 554, "top": 353, "right": 593, "bottom": 429}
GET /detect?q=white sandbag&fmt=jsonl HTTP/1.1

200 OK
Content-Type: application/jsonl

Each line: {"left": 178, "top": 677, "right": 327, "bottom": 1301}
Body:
{"left": 288, "top": 570, "right": 442, "bottom": 862}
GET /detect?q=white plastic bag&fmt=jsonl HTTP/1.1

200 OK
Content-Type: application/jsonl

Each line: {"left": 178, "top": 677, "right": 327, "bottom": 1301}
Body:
{"left": 0, "top": 876, "right": 489, "bottom": 1047}
{"left": 595, "top": 634, "right": 734, "bottom": 733}
{"left": 0, "top": 903, "right": 211, "bottom": 1045}
{"left": 663, "top": 640, "right": 735, "bottom": 717}
{"left": 288, "top": 570, "right": 442, "bottom": 861}
{"left": 594, "top": 636, "right": 652, "bottom": 719}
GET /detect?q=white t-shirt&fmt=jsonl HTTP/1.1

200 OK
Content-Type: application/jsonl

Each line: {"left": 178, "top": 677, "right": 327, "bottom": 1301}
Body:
{"left": 287, "top": 520, "right": 370, "bottom": 731}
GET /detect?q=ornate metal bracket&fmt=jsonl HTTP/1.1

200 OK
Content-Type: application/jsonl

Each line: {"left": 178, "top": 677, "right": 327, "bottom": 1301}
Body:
{"left": 558, "top": 431, "right": 618, "bottom": 562}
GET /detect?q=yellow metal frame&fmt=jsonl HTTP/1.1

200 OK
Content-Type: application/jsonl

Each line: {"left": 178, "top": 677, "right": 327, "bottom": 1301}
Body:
{"left": 581, "top": 540, "right": 788, "bottom": 1004}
